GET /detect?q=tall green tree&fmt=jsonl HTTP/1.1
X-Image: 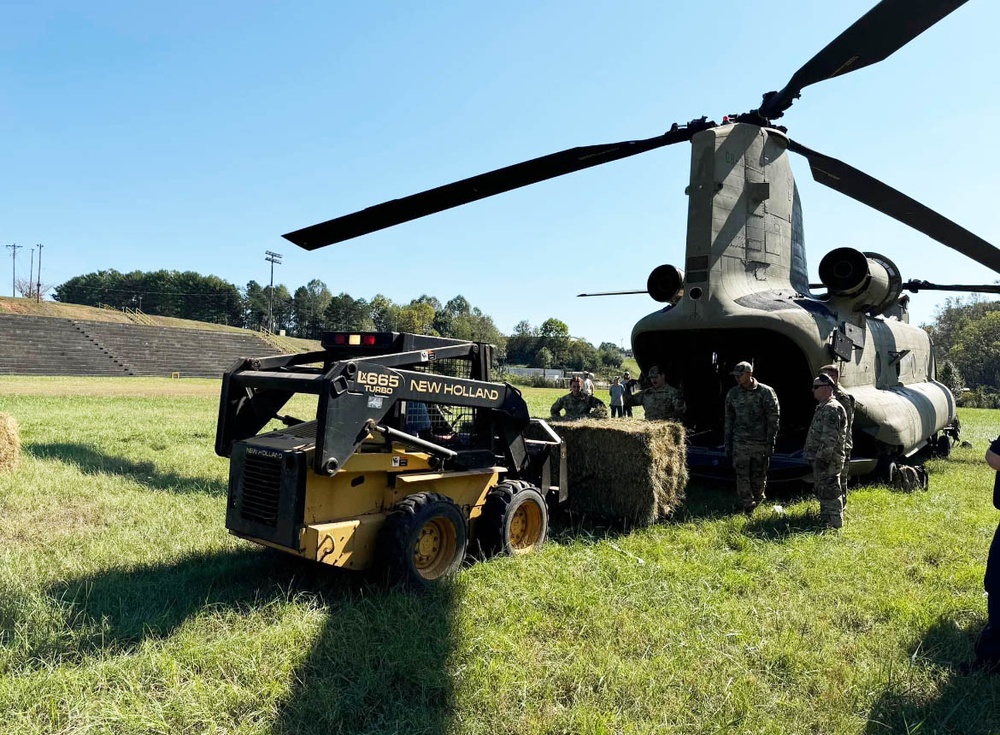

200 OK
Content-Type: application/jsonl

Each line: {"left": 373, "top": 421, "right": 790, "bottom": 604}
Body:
{"left": 244, "top": 280, "right": 269, "bottom": 330}
{"left": 369, "top": 294, "right": 399, "bottom": 331}
{"left": 397, "top": 300, "right": 437, "bottom": 335}
{"left": 925, "top": 295, "right": 1000, "bottom": 362}
{"left": 951, "top": 311, "right": 1000, "bottom": 389}
{"left": 506, "top": 320, "right": 541, "bottom": 365}
{"left": 324, "top": 293, "right": 375, "bottom": 331}
{"left": 292, "top": 279, "right": 332, "bottom": 338}
{"left": 269, "top": 284, "right": 294, "bottom": 334}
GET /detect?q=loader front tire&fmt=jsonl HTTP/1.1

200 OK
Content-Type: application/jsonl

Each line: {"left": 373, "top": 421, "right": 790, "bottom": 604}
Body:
{"left": 478, "top": 482, "right": 548, "bottom": 557}
{"left": 379, "top": 492, "right": 467, "bottom": 587}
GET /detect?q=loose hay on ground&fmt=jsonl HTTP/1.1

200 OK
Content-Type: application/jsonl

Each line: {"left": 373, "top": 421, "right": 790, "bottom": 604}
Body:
{"left": 0, "top": 413, "right": 21, "bottom": 472}
{"left": 550, "top": 418, "right": 687, "bottom": 526}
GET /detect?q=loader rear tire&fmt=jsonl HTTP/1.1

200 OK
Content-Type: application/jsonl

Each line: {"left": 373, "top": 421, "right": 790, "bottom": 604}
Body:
{"left": 478, "top": 482, "right": 548, "bottom": 557}
{"left": 379, "top": 492, "right": 467, "bottom": 587}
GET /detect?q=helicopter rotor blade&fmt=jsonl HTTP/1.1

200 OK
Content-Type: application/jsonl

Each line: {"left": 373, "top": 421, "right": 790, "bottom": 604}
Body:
{"left": 787, "top": 138, "right": 1000, "bottom": 274}
{"left": 759, "top": 0, "right": 969, "bottom": 120}
{"left": 284, "top": 124, "right": 709, "bottom": 251}
{"left": 902, "top": 280, "right": 1000, "bottom": 294}
{"left": 577, "top": 289, "right": 649, "bottom": 297}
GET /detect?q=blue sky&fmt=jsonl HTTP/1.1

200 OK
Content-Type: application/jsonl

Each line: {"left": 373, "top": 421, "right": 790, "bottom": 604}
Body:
{"left": 3, "top": 1, "right": 998, "bottom": 347}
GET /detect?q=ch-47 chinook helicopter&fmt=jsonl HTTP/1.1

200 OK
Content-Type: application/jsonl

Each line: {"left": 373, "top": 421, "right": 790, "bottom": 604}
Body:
{"left": 281, "top": 0, "right": 1000, "bottom": 482}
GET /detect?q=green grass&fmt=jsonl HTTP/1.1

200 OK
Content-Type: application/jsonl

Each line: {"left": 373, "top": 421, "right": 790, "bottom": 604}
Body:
{"left": 2, "top": 377, "right": 1000, "bottom": 733}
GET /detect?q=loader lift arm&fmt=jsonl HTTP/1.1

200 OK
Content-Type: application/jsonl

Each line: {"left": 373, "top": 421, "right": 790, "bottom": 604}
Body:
{"left": 215, "top": 331, "right": 533, "bottom": 479}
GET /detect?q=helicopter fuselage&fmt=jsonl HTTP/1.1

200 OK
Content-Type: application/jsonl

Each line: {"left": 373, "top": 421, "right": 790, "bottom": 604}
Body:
{"left": 631, "top": 123, "right": 954, "bottom": 479}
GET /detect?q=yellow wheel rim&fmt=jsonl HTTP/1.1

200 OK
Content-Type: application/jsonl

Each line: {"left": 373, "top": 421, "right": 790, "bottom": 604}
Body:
{"left": 508, "top": 499, "right": 544, "bottom": 553}
{"left": 413, "top": 517, "right": 458, "bottom": 579}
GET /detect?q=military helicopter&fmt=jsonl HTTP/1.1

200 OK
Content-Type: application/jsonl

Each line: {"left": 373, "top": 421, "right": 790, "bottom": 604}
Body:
{"left": 280, "top": 0, "right": 1000, "bottom": 481}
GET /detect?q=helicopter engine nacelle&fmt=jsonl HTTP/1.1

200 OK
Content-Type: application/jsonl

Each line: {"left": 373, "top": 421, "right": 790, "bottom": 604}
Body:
{"left": 647, "top": 264, "right": 685, "bottom": 303}
{"left": 818, "top": 248, "right": 903, "bottom": 315}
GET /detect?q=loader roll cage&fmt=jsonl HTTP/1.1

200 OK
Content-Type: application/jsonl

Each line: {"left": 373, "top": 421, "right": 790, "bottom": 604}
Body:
{"left": 216, "top": 331, "right": 556, "bottom": 488}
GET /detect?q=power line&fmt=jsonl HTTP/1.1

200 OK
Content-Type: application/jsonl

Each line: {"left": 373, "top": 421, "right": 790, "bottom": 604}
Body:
{"left": 5, "top": 243, "right": 21, "bottom": 297}
{"left": 36, "top": 244, "right": 43, "bottom": 303}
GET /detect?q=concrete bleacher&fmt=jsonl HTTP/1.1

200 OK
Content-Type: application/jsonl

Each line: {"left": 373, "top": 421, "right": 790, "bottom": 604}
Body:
{"left": 0, "top": 314, "right": 283, "bottom": 378}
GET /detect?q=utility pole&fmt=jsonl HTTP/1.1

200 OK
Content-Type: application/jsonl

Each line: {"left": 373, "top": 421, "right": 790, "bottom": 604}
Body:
{"left": 36, "top": 244, "right": 43, "bottom": 302}
{"left": 5, "top": 243, "right": 21, "bottom": 297}
{"left": 28, "top": 248, "right": 35, "bottom": 299}
{"left": 264, "top": 250, "right": 283, "bottom": 332}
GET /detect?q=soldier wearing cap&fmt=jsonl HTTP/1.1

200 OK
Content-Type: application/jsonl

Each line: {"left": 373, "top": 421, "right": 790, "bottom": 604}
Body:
{"left": 804, "top": 372, "right": 848, "bottom": 528}
{"left": 724, "top": 360, "right": 780, "bottom": 513}
{"left": 551, "top": 375, "right": 608, "bottom": 420}
{"left": 628, "top": 365, "right": 685, "bottom": 421}
{"left": 819, "top": 363, "right": 855, "bottom": 508}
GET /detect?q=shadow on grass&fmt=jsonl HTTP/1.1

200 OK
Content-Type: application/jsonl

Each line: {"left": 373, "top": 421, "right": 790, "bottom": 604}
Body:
{"left": 26, "top": 442, "right": 227, "bottom": 495}
{"left": 34, "top": 548, "right": 457, "bottom": 734}
{"left": 742, "top": 510, "right": 830, "bottom": 540}
{"left": 865, "top": 616, "right": 1000, "bottom": 734}
{"left": 546, "top": 480, "right": 824, "bottom": 545}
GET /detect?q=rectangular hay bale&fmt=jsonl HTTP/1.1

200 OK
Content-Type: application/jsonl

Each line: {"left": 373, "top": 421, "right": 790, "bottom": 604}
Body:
{"left": 551, "top": 418, "right": 687, "bottom": 526}
{"left": 0, "top": 412, "right": 21, "bottom": 472}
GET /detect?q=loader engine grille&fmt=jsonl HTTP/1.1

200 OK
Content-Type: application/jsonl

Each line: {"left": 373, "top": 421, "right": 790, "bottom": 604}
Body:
{"left": 239, "top": 452, "right": 283, "bottom": 526}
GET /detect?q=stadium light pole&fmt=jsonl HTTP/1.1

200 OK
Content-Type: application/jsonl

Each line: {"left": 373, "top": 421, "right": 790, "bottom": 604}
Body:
{"left": 5, "top": 243, "right": 21, "bottom": 297}
{"left": 265, "top": 250, "right": 283, "bottom": 332}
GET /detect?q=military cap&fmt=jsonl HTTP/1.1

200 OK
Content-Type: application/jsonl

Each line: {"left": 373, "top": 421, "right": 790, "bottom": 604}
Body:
{"left": 647, "top": 366, "right": 661, "bottom": 378}
{"left": 813, "top": 373, "right": 836, "bottom": 387}
{"left": 731, "top": 361, "right": 753, "bottom": 376}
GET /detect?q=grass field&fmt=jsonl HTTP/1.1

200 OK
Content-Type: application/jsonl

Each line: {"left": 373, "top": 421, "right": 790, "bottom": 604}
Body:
{"left": 2, "top": 376, "right": 1000, "bottom": 734}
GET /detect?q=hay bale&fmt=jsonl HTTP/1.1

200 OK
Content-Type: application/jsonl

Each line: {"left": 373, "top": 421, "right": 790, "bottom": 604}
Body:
{"left": 0, "top": 413, "right": 21, "bottom": 472}
{"left": 551, "top": 418, "right": 687, "bottom": 526}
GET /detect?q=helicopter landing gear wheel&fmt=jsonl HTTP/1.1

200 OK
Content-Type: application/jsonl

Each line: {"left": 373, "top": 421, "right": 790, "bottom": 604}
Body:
{"left": 379, "top": 492, "right": 467, "bottom": 587}
{"left": 875, "top": 448, "right": 901, "bottom": 485}
{"left": 478, "top": 481, "right": 549, "bottom": 557}
{"left": 935, "top": 434, "right": 951, "bottom": 458}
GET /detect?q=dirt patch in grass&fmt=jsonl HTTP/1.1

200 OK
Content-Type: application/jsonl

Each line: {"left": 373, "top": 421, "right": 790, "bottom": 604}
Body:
{"left": 0, "top": 495, "right": 112, "bottom": 544}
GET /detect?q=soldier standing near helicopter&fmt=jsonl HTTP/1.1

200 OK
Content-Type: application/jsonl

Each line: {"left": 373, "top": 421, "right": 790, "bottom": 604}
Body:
{"left": 820, "top": 364, "right": 855, "bottom": 508}
{"left": 724, "top": 361, "right": 780, "bottom": 514}
{"left": 804, "top": 373, "right": 848, "bottom": 529}
{"left": 628, "top": 366, "right": 685, "bottom": 421}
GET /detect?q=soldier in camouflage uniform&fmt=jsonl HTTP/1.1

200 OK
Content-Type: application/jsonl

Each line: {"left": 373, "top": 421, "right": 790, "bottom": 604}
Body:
{"left": 804, "top": 373, "right": 848, "bottom": 528}
{"left": 628, "top": 365, "right": 685, "bottom": 421}
{"left": 819, "top": 364, "right": 855, "bottom": 509}
{"left": 551, "top": 375, "right": 608, "bottom": 420}
{"left": 724, "top": 361, "right": 780, "bottom": 513}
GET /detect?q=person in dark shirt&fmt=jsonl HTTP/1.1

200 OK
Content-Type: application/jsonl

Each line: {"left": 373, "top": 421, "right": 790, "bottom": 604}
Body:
{"left": 968, "top": 435, "right": 1000, "bottom": 674}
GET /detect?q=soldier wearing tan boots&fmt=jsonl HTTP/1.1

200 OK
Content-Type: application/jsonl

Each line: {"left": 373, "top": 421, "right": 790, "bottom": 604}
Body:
{"left": 804, "top": 373, "right": 848, "bottom": 528}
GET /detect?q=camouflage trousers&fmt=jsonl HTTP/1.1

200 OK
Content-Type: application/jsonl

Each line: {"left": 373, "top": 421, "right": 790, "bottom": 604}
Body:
{"left": 813, "top": 458, "right": 845, "bottom": 528}
{"left": 733, "top": 445, "right": 770, "bottom": 510}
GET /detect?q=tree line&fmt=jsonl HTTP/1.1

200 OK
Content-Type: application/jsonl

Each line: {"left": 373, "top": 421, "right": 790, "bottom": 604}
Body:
{"left": 924, "top": 296, "right": 1000, "bottom": 406}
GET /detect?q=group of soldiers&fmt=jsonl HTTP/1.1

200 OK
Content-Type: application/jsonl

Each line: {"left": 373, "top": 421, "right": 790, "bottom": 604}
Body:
{"left": 550, "top": 366, "right": 687, "bottom": 423}
{"left": 725, "top": 361, "right": 853, "bottom": 528}
{"left": 551, "top": 360, "right": 854, "bottom": 529}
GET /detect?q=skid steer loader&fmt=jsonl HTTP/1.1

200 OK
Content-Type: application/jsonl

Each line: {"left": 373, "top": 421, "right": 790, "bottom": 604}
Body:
{"left": 215, "top": 331, "right": 566, "bottom": 586}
